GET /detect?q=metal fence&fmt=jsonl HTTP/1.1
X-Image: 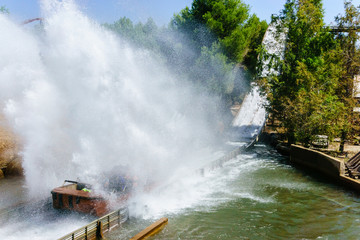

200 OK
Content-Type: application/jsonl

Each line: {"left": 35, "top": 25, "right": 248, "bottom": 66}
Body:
{"left": 197, "top": 146, "right": 244, "bottom": 176}
{"left": 58, "top": 206, "right": 129, "bottom": 240}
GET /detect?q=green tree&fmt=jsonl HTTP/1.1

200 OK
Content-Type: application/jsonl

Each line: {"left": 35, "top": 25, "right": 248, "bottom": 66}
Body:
{"left": 335, "top": 0, "right": 360, "bottom": 152}
{"left": 104, "top": 17, "right": 160, "bottom": 52}
{"left": 285, "top": 49, "right": 346, "bottom": 145}
{"left": 190, "top": 42, "right": 235, "bottom": 98}
{"left": 172, "top": 0, "right": 267, "bottom": 69}
{"left": 0, "top": 6, "right": 9, "bottom": 14}
{"left": 104, "top": 17, "right": 134, "bottom": 39}
{"left": 261, "top": 0, "right": 345, "bottom": 145}
{"left": 105, "top": 1, "right": 266, "bottom": 104}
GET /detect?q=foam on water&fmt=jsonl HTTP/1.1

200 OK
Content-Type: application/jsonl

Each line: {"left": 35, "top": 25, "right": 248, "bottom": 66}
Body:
{"left": 0, "top": 210, "right": 93, "bottom": 240}
{"left": 128, "top": 152, "right": 273, "bottom": 219}
{"left": 231, "top": 84, "right": 267, "bottom": 141}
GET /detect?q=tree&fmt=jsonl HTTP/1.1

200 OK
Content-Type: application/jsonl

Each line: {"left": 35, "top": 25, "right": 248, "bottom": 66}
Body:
{"left": 190, "top": 42, "right": 235, "bottom": 99}
{"left": 285, "top": 49, "right": 346, "bottom": 145}
{"left": 335, "top": 0, "right": 360, "bottom": 152}
{"left": 0, "top": 6, "right": 9, "bottom": 14}
{"left": 105, "top": 1, "right": 267, "bottom": 104}
{"left": 104, "top": 17, "right": 160, "bottom": 52}
{"left": 260, "top": 0, "right": 346, "bottom": 145}
{"left": 172, "top": 0, "right": 267, "bottom": 70}
{"left": 104, "top": 17, "right": 134, "bottom": 39}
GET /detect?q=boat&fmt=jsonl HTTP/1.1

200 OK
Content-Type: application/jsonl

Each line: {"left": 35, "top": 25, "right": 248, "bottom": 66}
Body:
{"left": 51, "top": 179, "right": 131, "bottom": 217}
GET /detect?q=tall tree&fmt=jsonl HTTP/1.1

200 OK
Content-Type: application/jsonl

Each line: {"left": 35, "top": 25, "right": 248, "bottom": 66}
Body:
{"left": 260, "top": 0, "right": 346, "bottom": 145}
{"left": 172, "top": 0, "right": 267, "bottom": 69}
{"left": 335, "top": 0, "right": 360, "bottom": 152}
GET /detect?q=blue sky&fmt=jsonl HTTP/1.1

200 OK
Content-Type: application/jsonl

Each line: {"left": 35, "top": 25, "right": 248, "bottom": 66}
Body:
{"left": 0, "top": 0, "right": 347, "bottom": 25}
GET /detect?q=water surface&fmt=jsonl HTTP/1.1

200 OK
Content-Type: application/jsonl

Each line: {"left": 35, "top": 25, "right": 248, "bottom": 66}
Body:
{"left": 109, "top": 145, "right": 360, "bottom": 239}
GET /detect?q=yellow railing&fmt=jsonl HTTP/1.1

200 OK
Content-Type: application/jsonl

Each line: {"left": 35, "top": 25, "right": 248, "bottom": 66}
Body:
{"left": 58, "top": 207, "right": 128, "bottom": 240}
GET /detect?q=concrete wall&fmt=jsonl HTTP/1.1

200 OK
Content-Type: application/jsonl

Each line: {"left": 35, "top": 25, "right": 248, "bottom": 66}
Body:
{"left": 290, "top": 145, "right": 345, "bottom": 178}
{"left": 339, "top": 175, "right": 360, "bottom": 191}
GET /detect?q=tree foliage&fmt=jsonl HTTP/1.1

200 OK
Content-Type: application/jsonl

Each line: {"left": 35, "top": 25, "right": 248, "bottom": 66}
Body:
{"left": 172, "top": 0, "right": 267, "bottom": 70}
{"left": 260, "top": 0, "right": 347, "bottom": 145}
{"left": 0, "top": 6, "right": 9, "bottom": 14}
{"left": 104, "top": 17, "right": 160, "bottom": 52}
{"left": 190, "top": 42, "right": 235, "bottom": 97}
{"left": 334, "top": 0, "right": 360, "bottom": 151}
{"left": 105, "top": 1, "right": 267, "bottom": 104}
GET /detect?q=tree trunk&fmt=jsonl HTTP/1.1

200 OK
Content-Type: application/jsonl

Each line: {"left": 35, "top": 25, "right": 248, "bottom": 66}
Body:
{"left": 287, "top": 130, "right": 295, "bottom": 146}
{"left": 339, "top": 130, "right": 346, "bottom": 153}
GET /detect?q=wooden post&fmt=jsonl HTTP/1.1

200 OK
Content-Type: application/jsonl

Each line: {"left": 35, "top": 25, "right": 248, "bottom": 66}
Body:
{"left": 118, "top": 210, "right": 121, "bottom": 226}
{"left": 96, "top": 221, "right": 104, "bottom": 240}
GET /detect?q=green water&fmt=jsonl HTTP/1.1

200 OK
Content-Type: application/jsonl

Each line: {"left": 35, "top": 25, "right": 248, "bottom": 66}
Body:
{"left": 108, "top": 145, "right": 360, "bottom": 239}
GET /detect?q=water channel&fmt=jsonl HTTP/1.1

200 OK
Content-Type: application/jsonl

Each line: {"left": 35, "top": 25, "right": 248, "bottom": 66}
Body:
{"left": 1, "top": 144, "right": 360, "bottom": 239}
{"left": 107, "top": 145, "right": 360, "bottom": 240}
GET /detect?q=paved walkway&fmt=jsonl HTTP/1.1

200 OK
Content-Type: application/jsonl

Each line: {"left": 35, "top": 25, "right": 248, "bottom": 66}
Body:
{"left": 322, "top": 141, "right": 360, "bottom": 161}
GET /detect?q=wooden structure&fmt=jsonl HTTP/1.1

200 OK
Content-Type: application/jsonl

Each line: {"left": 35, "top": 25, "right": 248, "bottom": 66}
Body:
{"left": 345, "top": 151, "right": 360, "bottom": 179}
{"left": 327, "top": 26, "right": 360, "bottom": 33}
{"left": 130, "top": 218, "right": 168, "bottom": 240}
{"left": 58, "top": 207, "right": 128, "bottom": 240}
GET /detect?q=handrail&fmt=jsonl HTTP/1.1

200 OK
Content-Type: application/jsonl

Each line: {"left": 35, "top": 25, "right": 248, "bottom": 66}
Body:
{"left": 64, "top": 180, "right": 78, "bottom": 184}
{"left": 58, "top": 206, "right": 129, "bottom": 240}
{"left": 198, "top": 146, "right": 244, "bottom": 176}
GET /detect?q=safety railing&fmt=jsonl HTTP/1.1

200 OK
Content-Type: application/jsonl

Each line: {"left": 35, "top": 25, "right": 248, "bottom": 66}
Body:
{"left": 197, "top": 146, "right": 244, "bottom": 176}
{"left": 58, "top": 206, "right": 129, "bottom": 240}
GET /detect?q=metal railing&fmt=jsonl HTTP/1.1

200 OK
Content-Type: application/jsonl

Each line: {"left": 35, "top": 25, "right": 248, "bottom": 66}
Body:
{"left": 58, "top": 206, "right": 129, "bottom": 240}
{"left": 197, "top": 146, "right": 244, "bottom": 176}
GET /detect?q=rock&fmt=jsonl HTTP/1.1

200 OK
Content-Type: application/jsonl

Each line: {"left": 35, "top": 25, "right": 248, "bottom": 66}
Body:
{"left": 0, "top": 169, "right": 4, "bottom": 179}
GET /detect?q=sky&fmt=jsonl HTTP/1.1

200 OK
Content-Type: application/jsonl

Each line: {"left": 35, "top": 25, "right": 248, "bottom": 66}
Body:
{"left": 0, "top": 0, "right": 350, "bottom": 26}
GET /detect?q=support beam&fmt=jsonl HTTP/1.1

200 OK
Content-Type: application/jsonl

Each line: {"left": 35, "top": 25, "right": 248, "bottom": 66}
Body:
{"left": 326, "top": 26, "right": 360, "bottom": 32}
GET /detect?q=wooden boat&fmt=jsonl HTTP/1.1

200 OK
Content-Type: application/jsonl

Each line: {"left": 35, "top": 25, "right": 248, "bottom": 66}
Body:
{"left": 51, "top": 180, "right": 130, "bottom": 217}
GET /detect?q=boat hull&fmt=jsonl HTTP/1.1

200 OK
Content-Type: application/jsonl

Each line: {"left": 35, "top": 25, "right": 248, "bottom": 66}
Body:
{"left": 51, "top": 184, "right": 108, "bottom": 217}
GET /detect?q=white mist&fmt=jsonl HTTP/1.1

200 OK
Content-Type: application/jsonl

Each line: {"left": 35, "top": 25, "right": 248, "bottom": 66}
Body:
{"left": 0, "top": 0, "right": 221, "bottom": 201}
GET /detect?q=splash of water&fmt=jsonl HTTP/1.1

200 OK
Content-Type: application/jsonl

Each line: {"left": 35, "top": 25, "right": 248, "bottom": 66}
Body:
{"left": 0, "top": 0, "right": 222, "bottom": 199}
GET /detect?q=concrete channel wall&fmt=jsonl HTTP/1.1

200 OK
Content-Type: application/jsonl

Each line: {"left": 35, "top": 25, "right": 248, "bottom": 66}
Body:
{"left": 290, "top": 145, "right": 345, "bottom": 178}
{"left": 290, "top": 144, "right": 360, "bottom": 193}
